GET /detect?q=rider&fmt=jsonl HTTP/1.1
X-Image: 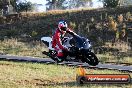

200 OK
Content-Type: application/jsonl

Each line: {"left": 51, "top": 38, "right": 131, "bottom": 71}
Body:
{"left": 52, "top": 20, "right": 72, "bottom": 61}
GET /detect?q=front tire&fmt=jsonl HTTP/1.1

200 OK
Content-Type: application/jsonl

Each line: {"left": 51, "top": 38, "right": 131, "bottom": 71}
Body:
{"left": 85, "top": 52, "right": 99, "bottom": 66}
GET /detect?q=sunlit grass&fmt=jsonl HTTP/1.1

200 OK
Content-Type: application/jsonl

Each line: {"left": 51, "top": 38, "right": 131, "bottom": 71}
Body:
{"left": 0, "top": 39, "right": 131, "bottom": 87}
{"left": 0, "top": 61, "right": 131, "bottom": 88}
{"left": 0, "top": 38, "right": 48, "bottom": 58}
{"left": 20, "top": 8, "right": 96, "bottom": 17}
{"left": 97, "top": 54, "right": 132, "bottom": 64}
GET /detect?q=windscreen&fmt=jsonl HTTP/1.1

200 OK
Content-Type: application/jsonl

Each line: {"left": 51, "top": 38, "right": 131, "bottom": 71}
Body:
{"left": 73, "top": 35, "right": 90, "bottom": 49}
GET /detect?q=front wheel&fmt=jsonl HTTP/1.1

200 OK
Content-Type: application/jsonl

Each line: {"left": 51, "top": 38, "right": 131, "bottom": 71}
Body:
{"left": 85, "top": 52, "right": 99, "bottom": 66}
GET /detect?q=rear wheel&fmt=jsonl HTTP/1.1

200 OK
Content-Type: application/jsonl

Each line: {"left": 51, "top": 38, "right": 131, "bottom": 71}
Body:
{"left": 85, "top": 52, "right": 99, "bottom": 66}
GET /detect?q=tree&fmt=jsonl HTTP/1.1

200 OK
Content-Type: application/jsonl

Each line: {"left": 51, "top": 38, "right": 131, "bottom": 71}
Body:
{"left": 119, "top": 0, "right": 132, "bottom": 6}
{"left": 67, "top": 0, "right": 93, "bottom": 9}
{"left": 0, "top": 0, "right": 10, "bottom": 15}
{"left": 99, "top": 0, "right": 132, "bottom": 7}
{"left": 0, "top": 0, "right": 3, "bottom": 9}
{"left": 46, "top": 0, "right": 65, "bottom": 10}
{"left": 46, "top": 0, "right": 93, "bottom": 10}
{"left": 0, "top": 0, "right": 19, "bottom": 12}
{"left": 17, "top": 1, "right": 33, "bottom": 12}
{"left": 99, "top": 0, "right": 119, "bottom": 8}
{"left": 10, "top": 0, "right": 19, "bottom": 12}
{"left": 56, "top": 0, "right": 66, "bottom": 9}
{"left": 0, "top": 0, "right": 10, "bottom": 10}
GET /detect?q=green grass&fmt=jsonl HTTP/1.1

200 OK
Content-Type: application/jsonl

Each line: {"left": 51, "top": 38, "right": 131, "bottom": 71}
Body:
{"left": 0, "top": 38, "right": 48, "bottom": 58}
{"left": 97, "top": 54, "right": 132, "bottom": 64}
{"left": 0, "top": 38, "right": 132, "bottom": 88}
{"left": 0, "top": 61, "right": 131, "bottom": 88}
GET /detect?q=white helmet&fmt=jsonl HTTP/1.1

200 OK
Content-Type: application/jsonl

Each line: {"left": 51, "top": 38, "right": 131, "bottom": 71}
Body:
{"left": 58, "top": 21, "right": 68, "bottom": 31}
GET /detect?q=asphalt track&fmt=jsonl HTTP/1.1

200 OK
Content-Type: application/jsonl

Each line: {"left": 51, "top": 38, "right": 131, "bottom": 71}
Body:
{"left": 0, "top": 55, "right": 132, "bottom": 72}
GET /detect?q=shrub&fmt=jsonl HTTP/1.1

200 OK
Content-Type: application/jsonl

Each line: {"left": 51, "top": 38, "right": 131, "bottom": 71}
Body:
{"left": 0, "top": 16, "right": 6, "bottom": 24}
{"left": 108, "top": 19, "right": 117, "bottom": 31}
{"left": 69, "top": 22, "right": 76, "bottom": 29}
{"left": 117, "top": 14, "right": 123, "bottom": 23}
{"left": 31, "top": 31, "right": 38, "bottom": 37}
{"left": 126, "top": 12, "right": 131, "bottom": 21}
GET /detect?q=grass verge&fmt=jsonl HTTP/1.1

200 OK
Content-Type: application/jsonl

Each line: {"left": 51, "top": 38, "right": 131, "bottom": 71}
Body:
{"left": 0, "top": 38, "right": 48, "bottom": 58}
{"left": 0, "top": 61, "right": 132, "bottom": 88}
{"left": 97, "top": 54, "right": 132, "bottom": 64}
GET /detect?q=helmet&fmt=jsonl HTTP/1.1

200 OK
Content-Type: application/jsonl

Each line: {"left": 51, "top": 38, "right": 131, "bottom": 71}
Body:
{"left": 58, "top": 21, "right": 68, "bottom": 31}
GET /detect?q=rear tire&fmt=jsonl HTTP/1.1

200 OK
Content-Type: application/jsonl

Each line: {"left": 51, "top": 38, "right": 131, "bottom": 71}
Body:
{"left": 85, "top": 52, "right": 99, "bottom": 66}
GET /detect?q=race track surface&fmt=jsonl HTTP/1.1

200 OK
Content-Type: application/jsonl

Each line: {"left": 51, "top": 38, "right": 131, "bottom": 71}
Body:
{"left": 0, "top": 55, "right": 132, "bottom": 72}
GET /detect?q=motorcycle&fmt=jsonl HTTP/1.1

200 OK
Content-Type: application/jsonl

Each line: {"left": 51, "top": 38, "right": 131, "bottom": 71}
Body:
{"left": 41, "top": 31, "right": 99, "bottom": 66}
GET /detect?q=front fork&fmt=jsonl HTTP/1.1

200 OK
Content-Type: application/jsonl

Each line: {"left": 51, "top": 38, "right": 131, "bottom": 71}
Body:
{"left": 77, "top": 49, "right": 91, "bottom": 62}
